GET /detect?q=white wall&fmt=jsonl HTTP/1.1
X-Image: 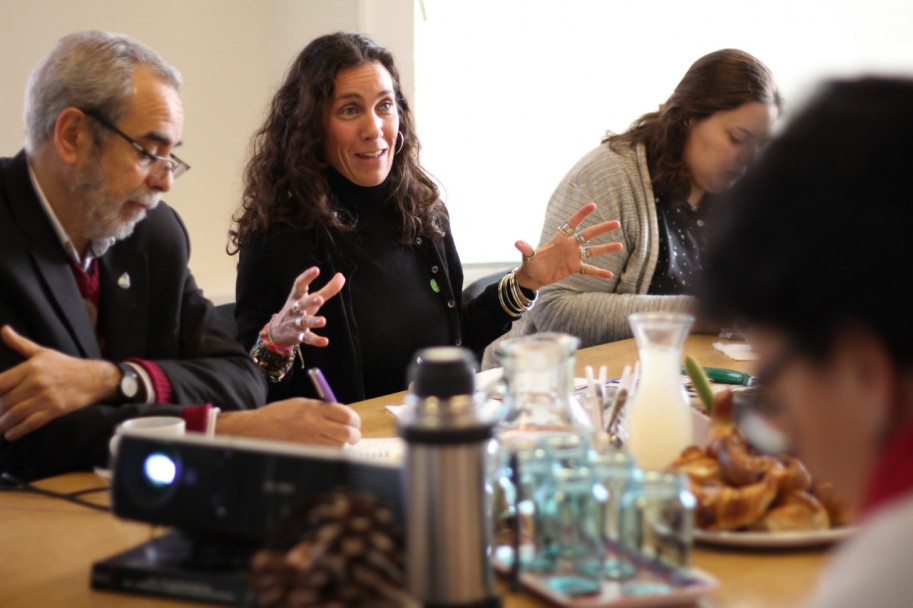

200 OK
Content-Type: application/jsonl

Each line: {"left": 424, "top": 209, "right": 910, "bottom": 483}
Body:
{"left": 0, "top": 0, "right": 414, "bottom": 303}
{"left": 414, "top": 0, "right": 913, "bottom": 264}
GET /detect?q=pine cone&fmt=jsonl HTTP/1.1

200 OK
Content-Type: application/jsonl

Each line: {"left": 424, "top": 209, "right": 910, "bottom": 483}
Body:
{"left": 249, "top": 490, "right": 406, "bottom": 608}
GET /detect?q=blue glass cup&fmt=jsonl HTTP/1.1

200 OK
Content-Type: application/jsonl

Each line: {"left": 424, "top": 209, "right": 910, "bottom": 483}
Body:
{"left": 587, "top": 447, "right": 636, "bottom": 579}
{"left": 492, "top": 442, "right": 553, "bottom": 569}
{"left": 534, "top": 463, "right": 605, "bottom": 596}
{"left": 618, "top": 470, "right": 695, "bottom": 591}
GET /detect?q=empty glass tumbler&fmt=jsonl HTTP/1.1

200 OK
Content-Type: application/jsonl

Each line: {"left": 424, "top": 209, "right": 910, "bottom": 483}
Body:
{"left": 535, "top": 464, "right": 606, "bottom": 596}
{"left": 618, "top": 470, "right": 696, "bottom": 580}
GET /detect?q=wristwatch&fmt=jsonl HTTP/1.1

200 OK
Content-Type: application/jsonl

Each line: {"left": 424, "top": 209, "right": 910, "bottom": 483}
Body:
{"left": 117, "top": 363, "right": 143, "bottom": 403}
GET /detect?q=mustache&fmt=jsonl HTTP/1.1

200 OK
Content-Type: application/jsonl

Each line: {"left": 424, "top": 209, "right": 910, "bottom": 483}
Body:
{"left": 130, "top": 190, "right": 161, "bottom": 209}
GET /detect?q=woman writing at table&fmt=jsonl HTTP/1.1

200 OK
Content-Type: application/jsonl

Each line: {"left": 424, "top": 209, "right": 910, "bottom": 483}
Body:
{"left": 229, "top": 32, "right": 622, "bottom": 404}
{"left": 484, "top": 49, "right": 780, "bottom": 361}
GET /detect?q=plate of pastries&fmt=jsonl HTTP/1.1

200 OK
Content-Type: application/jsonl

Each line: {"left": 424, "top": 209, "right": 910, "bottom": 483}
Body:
{"left": 672, "top": 391, "right": 855, "bottom": 548}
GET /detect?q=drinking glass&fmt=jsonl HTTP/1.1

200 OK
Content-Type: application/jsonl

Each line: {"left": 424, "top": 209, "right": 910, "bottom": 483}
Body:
{"left": 618, "top": 469, "right": 696, "bottom": 590}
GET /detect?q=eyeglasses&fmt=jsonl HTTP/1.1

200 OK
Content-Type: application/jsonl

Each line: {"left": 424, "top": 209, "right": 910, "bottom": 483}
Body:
{"left": 739, "top": 340, "right": 801, "bottom": 454}
{"left": 81, "top": 109, "right": 190, "bottom": 179}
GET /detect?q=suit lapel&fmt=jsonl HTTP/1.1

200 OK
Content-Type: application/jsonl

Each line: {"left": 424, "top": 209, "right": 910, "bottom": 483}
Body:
{"left": 4, "top": 152, "right": 101, "bottom": 358}
{"left": 100, "top": 246, "right": 149, "bottom": 360}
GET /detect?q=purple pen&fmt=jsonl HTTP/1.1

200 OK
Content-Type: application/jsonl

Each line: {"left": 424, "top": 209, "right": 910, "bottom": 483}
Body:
{"left": 307, "top": 367, "right": 337, "bottom": 402}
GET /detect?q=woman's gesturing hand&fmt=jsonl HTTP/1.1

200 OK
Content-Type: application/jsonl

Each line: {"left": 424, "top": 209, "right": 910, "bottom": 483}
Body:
{"left": 270, "top": 267, "right": 345, "bottom": 347}
{"left": 514, "top": 203, "right": 623, "bottom": 291}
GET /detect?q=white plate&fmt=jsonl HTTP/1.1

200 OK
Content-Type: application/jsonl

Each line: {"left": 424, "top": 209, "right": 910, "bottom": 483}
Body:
{"left": 693, "top": 526, "right": 854, "bottom": 548}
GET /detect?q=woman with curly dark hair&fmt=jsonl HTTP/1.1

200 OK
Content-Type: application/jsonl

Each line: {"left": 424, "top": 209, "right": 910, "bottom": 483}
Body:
{"left": 484, "top": 49, "right": 780, "bottom": 360}
{"left": 230, "top": 32, "right": 622, "bottom": 404}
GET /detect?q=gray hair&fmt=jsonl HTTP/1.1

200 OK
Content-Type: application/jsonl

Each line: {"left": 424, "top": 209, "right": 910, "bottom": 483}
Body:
{"left": 24, "top": 30, "right": 182, "bottom": 153}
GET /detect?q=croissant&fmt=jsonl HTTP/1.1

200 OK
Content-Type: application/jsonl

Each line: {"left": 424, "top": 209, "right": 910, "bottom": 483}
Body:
{"left": 771, "top": 455, "right": 812, "bottom": 497}
{"left": 692, "top": 474, "right": 779, "bottom": 531}
{"left": 710, "top": 432, "right": 780, "bottom": 486}
{"left": 750, "top": 491, "right": 829, "bottom": 532}
{"left": 705, "top": 392, "right": 781, "bottom": 486}
{"left": 705, "top": 390, "right": 739, "bottom": 446}
{"left": 811, "top": 481, "right": 855, "bottom": 527}
{"left": 671, "top": 446, "right": 722, "bottom": 486}
{"left": 676, "top": 389, "right": 849, "bottom": 532}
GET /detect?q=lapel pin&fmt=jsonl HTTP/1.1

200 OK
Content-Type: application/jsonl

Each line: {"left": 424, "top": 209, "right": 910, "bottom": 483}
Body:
{"left": 117, "top": 272, "right": 131, "bottom": 290}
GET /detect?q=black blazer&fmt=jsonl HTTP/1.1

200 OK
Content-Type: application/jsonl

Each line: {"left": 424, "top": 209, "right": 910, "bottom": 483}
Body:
{"left": 0, "top": 151, "right": 267, "bottom": 480}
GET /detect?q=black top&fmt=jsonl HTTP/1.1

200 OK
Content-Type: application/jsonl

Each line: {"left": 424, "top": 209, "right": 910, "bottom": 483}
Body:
{"left": 329, "top": 170, "right": 450, "bottom": 396}
{"left": 235, "top": 171, "right": 514, "bottom": 404}
{"left": 648, "top": 195, "right": 715, "bottom": 295}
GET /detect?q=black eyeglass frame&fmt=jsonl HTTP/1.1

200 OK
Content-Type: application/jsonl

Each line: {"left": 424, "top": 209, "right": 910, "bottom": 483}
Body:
{"left": 81, "top": 109, "right": 190, "bottom": 179}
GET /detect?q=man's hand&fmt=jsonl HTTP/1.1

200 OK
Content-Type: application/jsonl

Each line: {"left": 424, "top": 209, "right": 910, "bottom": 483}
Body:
{"left": 0, "top": 325, "right": 119, "bottom": 440}
{"left": 216, "top": 398, "right": 362, "bottom": 448}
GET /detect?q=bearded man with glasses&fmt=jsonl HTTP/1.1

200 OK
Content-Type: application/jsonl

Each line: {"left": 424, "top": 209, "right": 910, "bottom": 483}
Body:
{"left": 0, "top": 31, "right": 361, "bottom": 481}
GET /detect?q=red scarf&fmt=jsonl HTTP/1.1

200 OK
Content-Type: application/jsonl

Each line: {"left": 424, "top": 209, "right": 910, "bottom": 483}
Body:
{"left": 860, "top": 419, "right": 913, "bottom": 518}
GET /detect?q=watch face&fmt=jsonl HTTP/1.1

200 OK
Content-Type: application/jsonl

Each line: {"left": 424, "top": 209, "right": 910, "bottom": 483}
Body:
{"left": 121, "top": 369, "right": 139, "bottom": 399}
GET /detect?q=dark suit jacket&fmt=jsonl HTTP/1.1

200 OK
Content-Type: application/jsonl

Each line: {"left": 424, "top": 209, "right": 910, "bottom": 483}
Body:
{"left": 0, "top": 150, "right": 267, "bottom": 480}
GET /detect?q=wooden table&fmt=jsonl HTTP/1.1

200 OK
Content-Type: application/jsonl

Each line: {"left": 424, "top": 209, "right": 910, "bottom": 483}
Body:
{"left": 0, "top": 335, "right": 831, "bottom": 607}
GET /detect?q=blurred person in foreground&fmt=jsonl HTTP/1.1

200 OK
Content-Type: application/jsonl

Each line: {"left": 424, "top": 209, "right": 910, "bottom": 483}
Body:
{"left": 700, "top": 77, "right": 913, "bottom": 608}
{"left": 483, "top": 49, "right": 779, "bottom": 365}
{"left": 0, "top": 31, "right": 360, "bottom": 482}
{"left": 229, "top": 32, "right": 623, "bottom": 404}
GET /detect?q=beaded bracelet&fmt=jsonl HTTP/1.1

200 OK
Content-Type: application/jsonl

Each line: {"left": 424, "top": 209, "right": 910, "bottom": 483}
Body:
{"left": 497, "top": 268, "right": 538, "bottom": 319}
{"left": 250, "top": 315, "right": 298, "bottom": 383}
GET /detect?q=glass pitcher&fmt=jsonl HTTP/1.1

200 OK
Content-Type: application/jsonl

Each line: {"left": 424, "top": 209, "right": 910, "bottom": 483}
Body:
{"left": 488, "top": 333, "right": 592, "bottom": 571}
{"left": 624, "top": 312, "right": 694, "bottom": 470}
{"left": 490, "top": 332, "right": 592, "bottom": 447}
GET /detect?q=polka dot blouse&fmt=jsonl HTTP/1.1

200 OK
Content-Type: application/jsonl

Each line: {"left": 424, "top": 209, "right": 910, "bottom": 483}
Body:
{"left": 648, "top": 195, "right": 715, "bottom": 295}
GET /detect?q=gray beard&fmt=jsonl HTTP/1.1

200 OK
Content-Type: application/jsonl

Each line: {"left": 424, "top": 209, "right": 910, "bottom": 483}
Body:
{"left": 69, "top": 155, "right": 159, "bottom": 244}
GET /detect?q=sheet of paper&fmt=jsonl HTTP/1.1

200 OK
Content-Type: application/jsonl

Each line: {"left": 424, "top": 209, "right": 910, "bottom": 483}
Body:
{"left": 713, "top": 341, "right": 759, "bottom": 361}
{"left": 346, "top": 437, "right": 405, "bottom": 462}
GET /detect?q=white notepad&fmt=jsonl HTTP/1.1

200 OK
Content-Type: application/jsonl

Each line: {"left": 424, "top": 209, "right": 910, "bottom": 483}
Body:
{"left": 346, "top": 437, "right": 405, "bottom": 463}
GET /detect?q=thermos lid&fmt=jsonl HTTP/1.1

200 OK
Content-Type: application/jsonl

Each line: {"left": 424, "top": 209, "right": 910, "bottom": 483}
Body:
{"left": 408, "top": 347, "right": 475, "bottom": 398}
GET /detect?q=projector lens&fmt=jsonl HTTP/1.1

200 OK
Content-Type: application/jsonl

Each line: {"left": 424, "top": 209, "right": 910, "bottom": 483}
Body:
{"left": 144, "top": 453, "right": 177, "bottom": 486}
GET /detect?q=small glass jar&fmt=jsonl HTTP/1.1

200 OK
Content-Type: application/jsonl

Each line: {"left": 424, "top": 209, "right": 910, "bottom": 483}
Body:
{"left": 587, "top": 448, "right": 635, "bottom": 579}
{"left": 491, "top": 442, "right": 553, "bottom": 570}
{"left": 534, "top": 464, "right": 606, "bottom": 596}
{"left": 618, "top": 470, "right": 695, "bottom": 582}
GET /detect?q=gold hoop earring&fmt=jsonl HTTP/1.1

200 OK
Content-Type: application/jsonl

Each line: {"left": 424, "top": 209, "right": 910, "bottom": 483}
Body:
{"left": 395, "top": 131, "right": 405, "bottom": 155}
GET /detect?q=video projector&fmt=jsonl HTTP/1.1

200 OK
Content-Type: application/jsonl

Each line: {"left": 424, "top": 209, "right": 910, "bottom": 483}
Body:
{"left": 110, "top": 431, "right": 405, "bottom": 541}
{"left": 92, "top": 433, "right": 404, "bottom": 605}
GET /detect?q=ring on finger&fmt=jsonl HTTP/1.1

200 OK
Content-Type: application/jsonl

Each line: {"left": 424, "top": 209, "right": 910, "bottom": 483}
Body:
{"left": 575, "top": 231, "right": 587, "bottom": 245}
{"left": 291, "top": 301, "right": 301, "bottom": 314}
{"left": 522, "top": 251, "right": 537, "bottom": 262}
{"left": 295, "top": 315, "right": 305, "bottom": 329}
{"left": 558, "top": 221, "right": 576, "bottom": 237}
{"left": 580, "top": 245, "right": 593, "bottom": 260}
{"left": 579, "top": 264, "right": 587, "bottom": 275}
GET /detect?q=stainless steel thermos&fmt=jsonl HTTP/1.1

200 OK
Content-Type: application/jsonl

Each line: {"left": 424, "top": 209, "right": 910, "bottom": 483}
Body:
{"left": 399, "top": 347, "right": 502, "bottom": 608}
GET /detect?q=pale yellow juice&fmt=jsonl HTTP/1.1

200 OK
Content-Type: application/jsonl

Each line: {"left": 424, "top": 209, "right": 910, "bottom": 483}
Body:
{"left": 625, "top": 346, "right": 693, "bottom": 470}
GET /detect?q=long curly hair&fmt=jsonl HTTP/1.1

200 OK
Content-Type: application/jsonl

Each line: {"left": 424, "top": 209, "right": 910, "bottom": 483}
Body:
{"left": 607, "top": 49, "right": 780, "bottom": 202}
{"left": 228, "top": 32, "right": 443, "bottom": 253}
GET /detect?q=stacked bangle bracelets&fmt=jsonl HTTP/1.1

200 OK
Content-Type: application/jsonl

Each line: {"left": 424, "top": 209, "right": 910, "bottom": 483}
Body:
{"left": 250, "top": 315, "right": 300, "bottom": 383}
{"left": 497, "top": 268, "right": 538, "bottom": 319}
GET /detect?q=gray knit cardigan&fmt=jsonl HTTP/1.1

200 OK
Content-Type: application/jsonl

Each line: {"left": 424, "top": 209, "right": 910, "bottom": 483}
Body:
{"left": 482, "top": 140, "right": 694, "bottom": 368}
